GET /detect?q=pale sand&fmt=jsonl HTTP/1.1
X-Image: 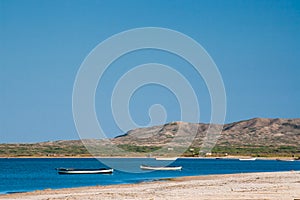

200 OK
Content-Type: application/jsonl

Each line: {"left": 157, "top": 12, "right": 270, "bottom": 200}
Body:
{"left": 1, "top": 171, "right": 300, "bottom": 200}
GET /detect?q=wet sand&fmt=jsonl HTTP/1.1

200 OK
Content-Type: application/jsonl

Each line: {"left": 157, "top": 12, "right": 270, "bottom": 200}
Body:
{"left": 1, "top": 171, "right": 300, "bottom": 200}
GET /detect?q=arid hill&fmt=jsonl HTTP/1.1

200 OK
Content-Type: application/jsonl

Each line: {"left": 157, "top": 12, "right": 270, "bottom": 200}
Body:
{"left": 1, "top": 118, "right": 299, "bottom": 157}
{"left": 112, "top": 118, "right": 300, "bottom": 156}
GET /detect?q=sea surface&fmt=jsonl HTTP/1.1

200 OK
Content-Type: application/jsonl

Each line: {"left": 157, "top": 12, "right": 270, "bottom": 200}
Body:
{"left": 0, "top": 158, "right": 300, "bottom": 194}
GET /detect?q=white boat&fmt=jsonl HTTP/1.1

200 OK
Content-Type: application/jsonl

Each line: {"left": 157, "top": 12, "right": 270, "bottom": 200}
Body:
{"left": 57, "top": 168, "right": 113, "bottom": 174}
{"left": 155, "top": 157, "right": 178, "bottom": 161}
{"left": 239, "top": 158, "right": 257, "bottom": 161}
{"left": 276, "top": 159, "right": 295, "bottom": 162}
{"left": 140, "top": 165, "right": 182, "bottom": 171}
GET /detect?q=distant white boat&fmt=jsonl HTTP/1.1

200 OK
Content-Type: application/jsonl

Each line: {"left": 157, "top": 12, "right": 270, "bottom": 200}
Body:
{"left": 155, "top": 157, "right": 178, "bottom": 161}
{"left": 239, "top": 158, "right": 257, "bottom": 161}
{"left": 276, "top": 159, "right": 295, "bottom": 162}
{"left": 57, "top": 168, "right": 113, "bottom": 174}
{"left": 140, "top": 165, "right": 182, "bottom": 171}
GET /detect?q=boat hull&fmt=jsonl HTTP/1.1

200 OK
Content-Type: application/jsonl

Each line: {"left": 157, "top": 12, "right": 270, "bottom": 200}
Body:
{"left": 276, "top": 159, "right": 295, "bottom": 162}
{"left": 140, "top": 165, "right": 182, "bottom": 171}
{"left": 239, "top": 158, "right": 257, "bottom": 161}
{"left": 155, "top": 157, "right": 178, "bottom": 161}
{"left": 57, "top": 168, "right": 113, "bottom": 174}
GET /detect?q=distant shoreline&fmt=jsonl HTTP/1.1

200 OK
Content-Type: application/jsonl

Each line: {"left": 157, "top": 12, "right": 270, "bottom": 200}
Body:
{"left": 1, "top": 118, "right": 300, "bottom": 158}
{"left": 0, "top": 156, "right": 297, "bottom": 160}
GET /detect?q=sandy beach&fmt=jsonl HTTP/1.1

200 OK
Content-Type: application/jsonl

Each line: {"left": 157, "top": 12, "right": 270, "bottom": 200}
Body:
{"left": 1, "top": 171, "right": 299, "bottom": 200}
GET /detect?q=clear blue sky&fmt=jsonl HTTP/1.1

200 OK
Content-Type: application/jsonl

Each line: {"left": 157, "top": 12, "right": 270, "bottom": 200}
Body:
{"left": 1, "top": 0, "right": 300, "bottom": 143}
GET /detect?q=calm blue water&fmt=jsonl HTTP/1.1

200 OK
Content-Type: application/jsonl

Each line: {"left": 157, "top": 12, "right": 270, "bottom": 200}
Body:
{"left": 0, "top": 158, "right": 299, "bottom": 194}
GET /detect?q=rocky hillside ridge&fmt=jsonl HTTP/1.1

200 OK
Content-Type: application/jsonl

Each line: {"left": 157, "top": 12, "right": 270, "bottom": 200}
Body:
{"left": 112, "top": 118, "right": 300, "bottom": 147}
{"left": 1, "top": 118, "right": 299, "bottom": 157}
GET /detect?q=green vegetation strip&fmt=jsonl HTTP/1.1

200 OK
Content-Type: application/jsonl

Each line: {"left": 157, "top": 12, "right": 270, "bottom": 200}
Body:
{"left": 0, "top": 143, "right": 299, "bottom": 157}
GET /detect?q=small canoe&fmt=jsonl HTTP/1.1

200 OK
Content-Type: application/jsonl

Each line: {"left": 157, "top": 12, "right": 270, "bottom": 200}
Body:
{"left": 239, "top": 158, "right": 257, "bottom": 161}
{"left": 140, "top": 165, "right": 182, "bottom": 171}
{"left": 57, "top": 168, "right": 113, "bottom": 174}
